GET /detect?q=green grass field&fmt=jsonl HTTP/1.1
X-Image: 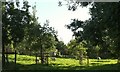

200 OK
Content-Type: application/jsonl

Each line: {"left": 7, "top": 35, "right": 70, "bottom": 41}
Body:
{"left": 4, "top": 54, "right": 120, "bottom": 70}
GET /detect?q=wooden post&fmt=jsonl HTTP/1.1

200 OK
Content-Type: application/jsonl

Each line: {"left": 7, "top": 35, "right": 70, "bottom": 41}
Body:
{"left": 15, "top": 50, "right": 17, "bottom": 64}
{"left": 118, "top": 57, "right": 120, "bottom": 64}
{"left": 14, "top": 50, "right": 17, "bottom": 70}
{"left": 41, "top": 47, "right": 44, "bottom": 64}
{"left": 46, "top": 53, "right": 48, "bottom": 65}
{"left": 35, "top": 53, "right": 37, "bottom": 64}
{"left": 5, "top": 48, "right": 8, "bottom": 64}
{"left": 79, "top": 50, "right": 83, "bottom": 65}
{"left": 87, "top": 56, "right": 89, "bottom": 66}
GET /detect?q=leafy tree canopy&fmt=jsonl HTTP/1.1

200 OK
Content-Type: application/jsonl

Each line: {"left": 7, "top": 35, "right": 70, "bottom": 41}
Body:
{"left": 60, "top": 1, "right": 120, "bottom": 58}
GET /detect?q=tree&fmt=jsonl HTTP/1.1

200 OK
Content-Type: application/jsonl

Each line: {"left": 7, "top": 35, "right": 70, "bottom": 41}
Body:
{"left": 10, "top": 2, "right": 58, "bottom": 64}
{"left": 2, "top": 1, "right": 31, "bottom": 67}
{"left": 16, "top": 18, "right": 57, "bottom": 64}
{"left": 30, "top": 20, "right": 57, "bottom": 64}
{"left": 61, "top": 1, "right": 120, "bottom": 62}
{"left": 55, "top": 41, "right": 68, "bottom": 55}
{"left": 67, "top": 39, "right": 87, "bottom": 65}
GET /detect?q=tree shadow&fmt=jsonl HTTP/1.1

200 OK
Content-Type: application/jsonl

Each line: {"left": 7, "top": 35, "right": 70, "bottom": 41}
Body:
{"left": 3, "top": 62, "right": 120, "bottom": 70}
{"left": 3, "top": 62, "right": 58, "bottom": 70}
{"left": 92, "top": 60, "right": 110, "bottom": 62}
{"left": 85, "top": 64, "right": 120, "bottom": 70}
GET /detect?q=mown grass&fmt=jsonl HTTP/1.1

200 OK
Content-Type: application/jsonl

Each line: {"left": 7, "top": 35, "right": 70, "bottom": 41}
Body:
{"left": 4, "top": 54, "right": 120, "bottom": 70}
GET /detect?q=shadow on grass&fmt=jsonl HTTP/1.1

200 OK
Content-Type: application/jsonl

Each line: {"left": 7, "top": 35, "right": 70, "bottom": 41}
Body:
{"left": 86, "top": 64, "right": 120, "bottom": 70}
{"left": 3, "top": 62, "right": 120, "bottom": 70}
{"left": 92, "top": 60, "right": 110, "bottom": 62}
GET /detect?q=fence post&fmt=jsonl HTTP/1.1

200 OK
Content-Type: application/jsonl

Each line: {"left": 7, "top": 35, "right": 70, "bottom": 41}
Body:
{"left": 35, "top": 53, "right": 37, "bottom": 64}
{"left": 15, "top": 50, "right": 17, "bottom": 64}
{"left": 79, "top": 50, "right": 83, "bottom": 65}
{"left": 40, "top": 48, "right": 44, "bottom": 64}
{"left": 46, "top": 53, "right": 49, "bottom": 65}
{"left": 87, "top": 56, "right": 89, "bottom": 66}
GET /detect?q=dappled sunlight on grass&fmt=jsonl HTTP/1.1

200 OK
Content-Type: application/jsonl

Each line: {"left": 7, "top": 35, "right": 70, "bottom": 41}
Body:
{"left": 89, "top": 59, "right": 117, "bottom": 66}
{"left": 49, "top": 57, "right": 80, "bottom": 66}
{"left": 8, "top": 54, "right": 36, "bottom": 65}
{"left": 5, "top": 54, "right": 119, "bottom": 70}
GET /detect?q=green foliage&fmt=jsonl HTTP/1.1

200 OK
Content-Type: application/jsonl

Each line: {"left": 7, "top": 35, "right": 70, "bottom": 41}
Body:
{"left": 2, "top": 1, "right": 31, "bottom": 47}
{"left": 64, "top": 2, "right": 120, "bottom": 59}
{"left": 67, "top": 39, "right": 87, "bottom": 59}
{"left": 58, "top": 1, "right": 91, "bottom": 11}
{"left": 2, "top": 1, "right": 58, "bottom": 66}
{"left": 2, "top": 1, "right": 33, "bottom": 67}
{"left": 13, "top": 4, "right": 58, "bottom": 54}
{"left": 55, "top": 41, "right": 68, "bottom": 55}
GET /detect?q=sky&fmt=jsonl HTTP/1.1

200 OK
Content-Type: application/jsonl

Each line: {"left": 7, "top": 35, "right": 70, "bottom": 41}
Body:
{"left": 20, "top": 0, "right": 91, "bottom": 44}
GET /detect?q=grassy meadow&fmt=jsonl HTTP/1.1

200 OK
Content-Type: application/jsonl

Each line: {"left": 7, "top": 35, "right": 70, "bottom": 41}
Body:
{"left": 4, "top": 54, "right": 120, "bottom": 70}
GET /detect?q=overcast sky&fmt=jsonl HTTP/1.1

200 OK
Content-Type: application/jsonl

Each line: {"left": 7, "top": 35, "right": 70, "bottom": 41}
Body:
{"left": 20, "top": 0, "right": 91, "bottom": 44}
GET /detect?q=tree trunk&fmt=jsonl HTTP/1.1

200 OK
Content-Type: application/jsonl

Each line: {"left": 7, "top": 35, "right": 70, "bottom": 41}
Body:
{"left": 87, "top": 56, "right": 89, "bottom": 66}
{"left": 6, "top": 53, "right": 9, "bottom": 63}
{"left": 117, "top": 57, "right": 120, "bottom": 64}
{"left": 15, "top": 50, "right": 17, "bottom": 64}
{"left": 117, "top": 54, "right": 120, "bottom": 64}
{"left": 2, "top": 43, "right": 5, "bottom": 69}
{"left": 5, "top": 48, "right": 9, "bottom": 64}
{"left": 30, "top": 50, "right": 31, "bottom": 56}
{"left": 46, "top": 55, "right": 48, "bottom": 65}
{"left": 116, "top": 44, "right": 120, "bottom": 64}
{"left": 40, "top": 47, "right": 44, "bottom": 64}
{"left": 35, "top": 53, "right": 38, "bottom": 64}
{"left": 79, "top": 50, "right": 83, "bottom": 65}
